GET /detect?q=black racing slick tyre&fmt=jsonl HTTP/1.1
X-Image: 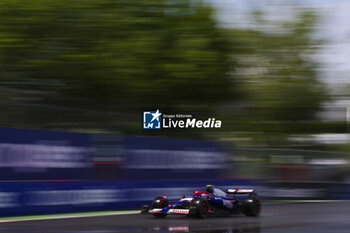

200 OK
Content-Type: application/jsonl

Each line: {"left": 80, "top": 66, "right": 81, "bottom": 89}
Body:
{"left": 240, "top": 198, "right": 261, "bottom": 217}
{"left": 190, "top": 197, "right": 210, "bottom": 218}
{"left": 152, "top": 196, "right": 168, "bottom": 218}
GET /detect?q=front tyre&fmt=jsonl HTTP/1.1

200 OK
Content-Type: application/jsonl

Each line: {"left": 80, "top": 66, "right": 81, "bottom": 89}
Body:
{"left": 190, "top": 197, "right": 210, "bottom": 218}
{"left": 152, "top": 196, "right": 168, "bottom": 218}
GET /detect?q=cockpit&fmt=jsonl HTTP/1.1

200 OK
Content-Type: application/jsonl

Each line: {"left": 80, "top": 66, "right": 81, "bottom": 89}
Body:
{"left": 205, "top": 185, "right": 227, "bottom": 197}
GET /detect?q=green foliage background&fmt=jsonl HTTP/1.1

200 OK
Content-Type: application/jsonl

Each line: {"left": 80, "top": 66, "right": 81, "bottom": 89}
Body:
{"left": 0, "top": 0, "right": 339, "bottom": 148}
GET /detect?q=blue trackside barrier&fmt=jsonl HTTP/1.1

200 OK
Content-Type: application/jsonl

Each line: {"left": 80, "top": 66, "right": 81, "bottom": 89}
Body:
{"left": 122, "top": 136, "right": 224, "bottom": 179}
{"left": 0, "top": 127, "right": 225, "bottom": 180}
{"left": 0, "top": 179, "right": 264, "bottom": 217}
{"left": 330, "top": 183, "right": 350, "bottom": 200}
{"left": 0, "top": 127, "right": 92, "bottom": 180}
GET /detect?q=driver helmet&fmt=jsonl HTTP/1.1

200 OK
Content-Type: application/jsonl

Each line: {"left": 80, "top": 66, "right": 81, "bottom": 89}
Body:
{"left": 206, "top": 184, "right": 214, "bottom": 193}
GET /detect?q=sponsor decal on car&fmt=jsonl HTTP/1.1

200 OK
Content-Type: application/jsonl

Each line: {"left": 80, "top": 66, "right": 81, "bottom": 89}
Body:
{"left": 236, "top": 189, "right": 254, "bottom": 193}
{"left": 168, "top": 209, "right": 190, "bottom": 214}
{"left": 227, "top": 189, "right": 254, "bottom": 193}
{"left": 179, "top": 198, "right": 193, "bottom": 202}
{"left": 151, "top": 209, "right": 162, "bottom": 213}
{"left": 169, "top": 226, "right": 189, "bottom": 232}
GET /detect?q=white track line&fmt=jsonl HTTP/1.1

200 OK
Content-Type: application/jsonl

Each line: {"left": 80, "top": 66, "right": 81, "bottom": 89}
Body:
{"left": 0, "top": 210, "right": 140, "bottom": 223}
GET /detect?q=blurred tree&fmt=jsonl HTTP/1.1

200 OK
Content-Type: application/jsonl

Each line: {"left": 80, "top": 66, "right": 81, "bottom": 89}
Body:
{"left": 0, "top": 1, "right": 330, "bottom": 144}
{"left": 0, "top": 0, "right": 233, "bottom": 131}
{"left": 220, "top": 11, "right": 329, "bottom": 146}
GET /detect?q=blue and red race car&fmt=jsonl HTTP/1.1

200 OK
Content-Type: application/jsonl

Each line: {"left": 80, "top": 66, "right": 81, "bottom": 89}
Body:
{"left": 141, "top": 185, "right": 261, "bottom": 218}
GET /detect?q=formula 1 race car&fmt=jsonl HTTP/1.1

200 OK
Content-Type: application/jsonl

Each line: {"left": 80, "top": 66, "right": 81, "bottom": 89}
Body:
{"left": 141, "top": 185, "right": 261, "bottom": 218}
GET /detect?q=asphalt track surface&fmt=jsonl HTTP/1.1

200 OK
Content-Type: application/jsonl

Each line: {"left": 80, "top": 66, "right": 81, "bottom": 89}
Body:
{"left": 1, "top": 202, "right": 350, "bottom": 233}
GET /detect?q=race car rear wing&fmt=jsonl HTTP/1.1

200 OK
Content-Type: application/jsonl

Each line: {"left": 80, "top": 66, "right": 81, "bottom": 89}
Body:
{"left": 226, "top": 188, "right": 255, "bottom": 194}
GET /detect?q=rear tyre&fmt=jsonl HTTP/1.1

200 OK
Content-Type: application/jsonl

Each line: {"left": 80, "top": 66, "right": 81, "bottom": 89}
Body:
{"left": 240, "top": 198, "right": 261, "bottom": 217}
{"left": 190, "top": 197, "right": 210, "bottom": 218}
{"left": 152, "top": 196, "right": 168, "bottom": 218}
